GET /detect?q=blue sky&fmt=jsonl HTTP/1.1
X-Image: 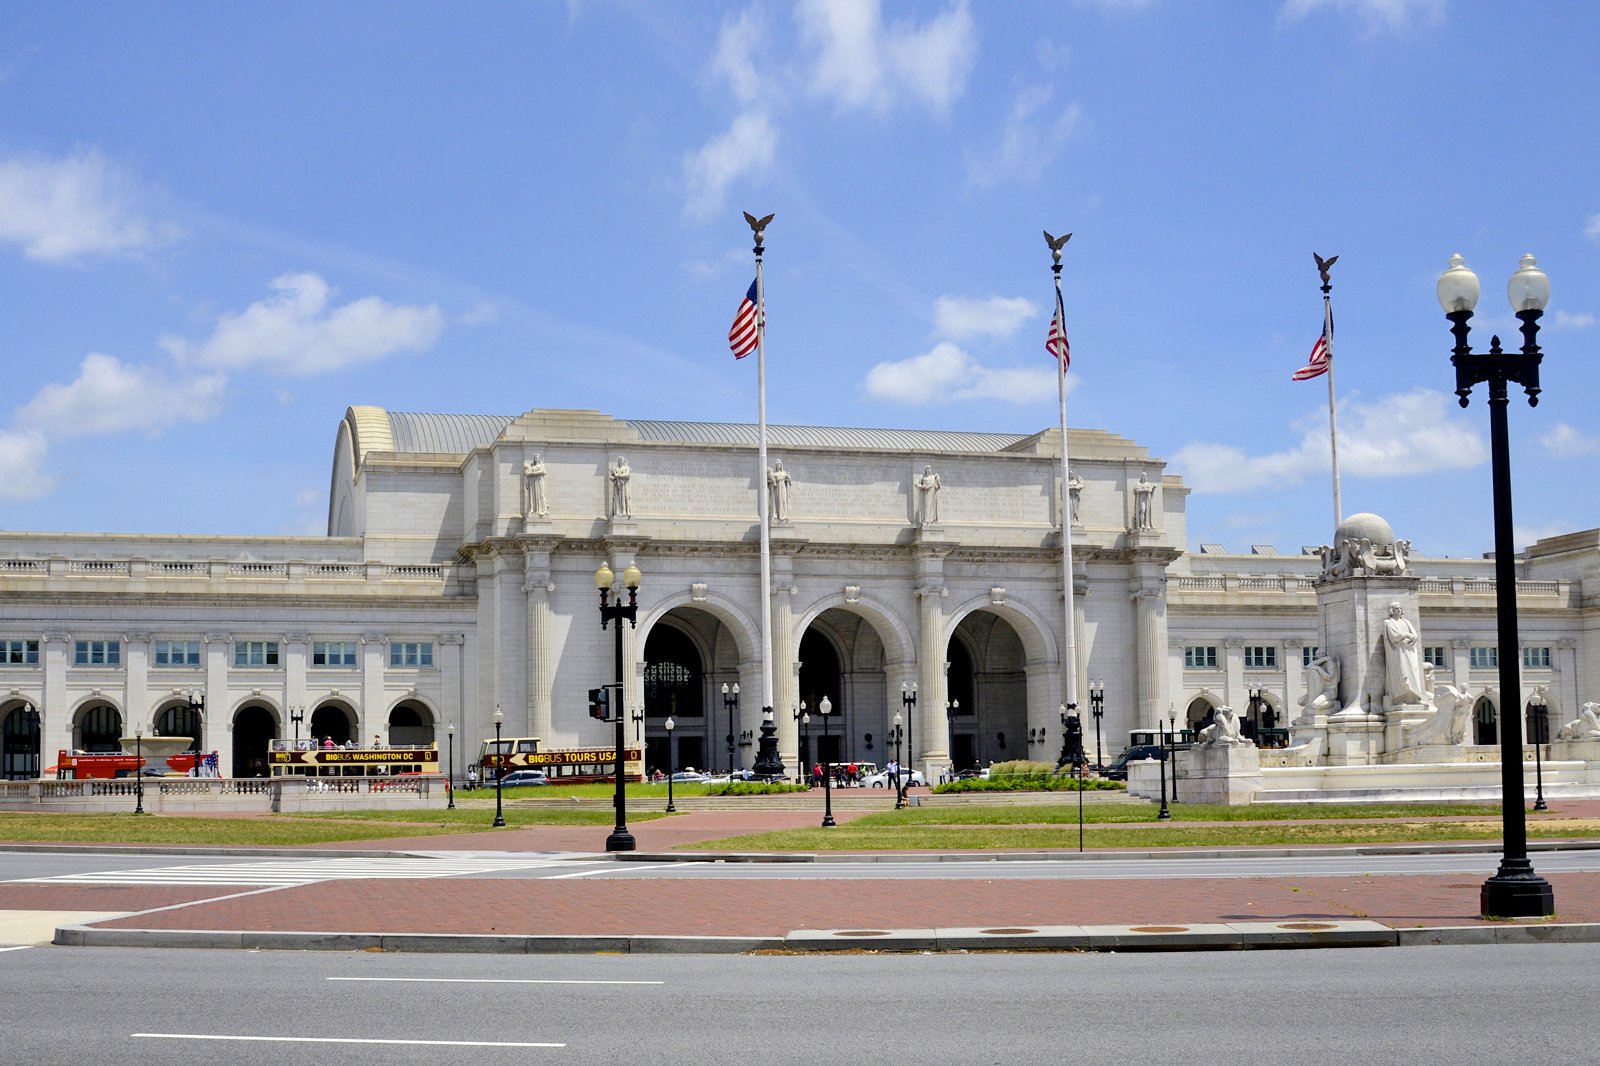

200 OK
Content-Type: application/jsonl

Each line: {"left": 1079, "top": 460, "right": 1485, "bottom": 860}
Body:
{"left": 1, "top": 0, "right": 1596, "bottom": 559}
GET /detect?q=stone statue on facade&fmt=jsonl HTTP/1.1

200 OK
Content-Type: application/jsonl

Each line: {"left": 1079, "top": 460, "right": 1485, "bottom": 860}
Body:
{"left": 1133, "top": 471, "right": 1156, "bottom": 530}
{"left": 1557, "top": 703, "right": 1600, "bottom": 741}
{"left": 767, "top": 460, "right": 791, "bottom": 522}
{"left": 1297, "top": 653, "right": 1340, "bottom": 719}
{"left": 916, "top": 465, "right": 941, "bottom": 526}
{"left": 609, "top": 455, "right": 632, "bottom": 518}
{"left": 523, "top": 454, "right": 549, "bottom": 518}
{"left": 1066, "top": 469, "right": 1085, "bottom": 525}
{"left": 1195, "top": 704, "right": 1247, "bottom": 747}
{"left": 1381, "top": 601, "right": 1426, "bottom": 709}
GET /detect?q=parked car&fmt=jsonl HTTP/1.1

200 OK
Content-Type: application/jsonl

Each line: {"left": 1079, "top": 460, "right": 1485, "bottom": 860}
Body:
{"left": 669, "top": 770, "right": 710, "bottom": 783}
{"left": 499, "top": 769, "right": 549, "bottom": 788}
{"left": 953, "top": 767, "right": 991, "bottom": 781}
{"left": 863, "top": 767, "right": 926, "bottom": 788}
{"left": 1101, "top": 745, "right": 1166, "bottom": 781}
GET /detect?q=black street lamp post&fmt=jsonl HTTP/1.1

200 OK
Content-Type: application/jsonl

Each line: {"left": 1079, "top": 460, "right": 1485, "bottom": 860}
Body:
{"left": 889, "top": 711, "right": 905, "bottom": 809}
{"left": 597, "top": 560, "right": 641, "bottom": 853}
{"left": 290, "top": 704, "right": 304, "bottom": 746}
{"left": 446, "top": 721, "right": 456, "bottom": 810}
{"left": 1089, "top": 680, "right": 1105, "bottom": 770}
{"left": 184, "top": 689, "right": 206, "bottom": 758}
{"left": 944, "top": 697, "right": 959, "bottom": 775}
{"left": 21, "top": 703, "right": 40, "bottom": 779}
{"left": 899, "top": 681, "right": 916, "bottom": 788}
{"left": 664, "top": 715, "right": 676, "bottom": 813}
{"left": 1530, "top": 691, "right": 1548, "bottom": 812}
{"left": 133, "top": 726, "right": 145, "bottom": 815}
{"left": 793, "top": 703, "right": 811, "bottom": 787}
{"left": 722, "top": 682, "right": 739, "bottom": 776}
{"left": 1156, "top": 719, "right": 1171, "bottom": 820}
{"left": 819, "top": 696, "right": 836, "bottom": 827}
{"left": 491, "top": 705, "right": 506, "bottom": 828}
{"left": 1436, "top": 252, "right": 1555, "bottom": 918}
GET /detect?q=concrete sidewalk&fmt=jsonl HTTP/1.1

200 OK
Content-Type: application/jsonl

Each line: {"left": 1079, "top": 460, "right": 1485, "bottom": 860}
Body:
{"left": 9, "top": 806, "right": 1600, "bottom": 955}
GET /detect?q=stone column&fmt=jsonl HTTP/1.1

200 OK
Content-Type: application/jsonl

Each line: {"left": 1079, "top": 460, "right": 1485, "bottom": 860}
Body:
{"left": 42, "top": 631, "right": 70, "bottom": 760}
{"left": 361, "top": 636, "right": 387, "bottom": 745}
{"left": 1131, "top": 577, "right": 1168, "bottom": 728}
{"left": 523, "top": 548, "right": 555, "bottom": 743}
{"left": 123, "top": 632, "right": 151, "bottom": 735}
{"left": 202, "top": 634, "right": 231, "bottom": 774}
{"left": 769, "top": 576, "right": 798, "bottom": 770}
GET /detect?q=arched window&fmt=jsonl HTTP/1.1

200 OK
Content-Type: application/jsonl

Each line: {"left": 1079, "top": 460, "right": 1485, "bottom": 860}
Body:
{"left": 644, "top": 627, "right": 702, "bottom": 719}
{"left": 2, "top": 705, "right": 41, "bottom": 780}
{"left": 155, "top": 705, "right": 203, "bottom": 752}
{"left": 79, "top": 704, "right": 123, "bottom": 753}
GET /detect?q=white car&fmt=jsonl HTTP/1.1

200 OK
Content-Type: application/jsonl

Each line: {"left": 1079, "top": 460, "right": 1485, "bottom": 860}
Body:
{"left": 864, "top": 767, "right": 925, "bottom": 788}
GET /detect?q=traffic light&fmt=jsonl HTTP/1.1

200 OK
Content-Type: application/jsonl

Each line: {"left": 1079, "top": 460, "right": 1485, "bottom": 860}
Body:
{"left": 588, "top": 687, "right": 609, "bottom": 720}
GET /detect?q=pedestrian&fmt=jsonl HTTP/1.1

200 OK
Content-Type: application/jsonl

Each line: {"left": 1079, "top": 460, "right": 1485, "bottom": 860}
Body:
{"left": 466, "top": 766, "right": 478, "bottom": 791}
{"left": 847, "top": 761, "right": 858, "bottom": 786}
{"left": 887, "top": 759, "right": 900, "bottom": 789}
{"left": 811, "top": 762, "right": 822, "bottom": 788}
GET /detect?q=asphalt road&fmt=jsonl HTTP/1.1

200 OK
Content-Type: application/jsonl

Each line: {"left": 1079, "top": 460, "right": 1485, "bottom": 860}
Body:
{"left": 7, "top": 847, "right": 1600, "bottom": 884}
{"left": 4, "top": 943, "right": 1598, "bottom": 1064}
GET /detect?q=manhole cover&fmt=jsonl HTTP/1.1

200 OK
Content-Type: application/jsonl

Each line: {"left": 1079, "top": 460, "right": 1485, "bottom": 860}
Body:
{"left": 1129, "top": 925, "right": 1189, "bottom": 933}
{"left": 979, "top": 927, "right": 1039, "bottom": 935}
{"left": 1277, "top": 922, "right": 1338, "bottom": 931}
{"left": 833, "top": 929, "right": 891, "bottom": 937}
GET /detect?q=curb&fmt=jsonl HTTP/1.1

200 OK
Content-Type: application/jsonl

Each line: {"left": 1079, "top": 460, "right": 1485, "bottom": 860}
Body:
{"left": 53, "top": 919, "right": 1600, "bottom": 955}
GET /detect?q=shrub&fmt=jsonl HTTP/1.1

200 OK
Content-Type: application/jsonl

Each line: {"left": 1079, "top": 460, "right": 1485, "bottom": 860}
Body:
{"left": 932, "top": 773, "right": 1124, "bottom": 794}
{"left": 706, "top": 781, "right": 810, "bottom": 797}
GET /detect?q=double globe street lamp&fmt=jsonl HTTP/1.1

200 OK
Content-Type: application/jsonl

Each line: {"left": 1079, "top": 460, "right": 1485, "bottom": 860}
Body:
{"left": 818, "top": 695, "right": 836, "bottom": 828}
{"left": 1436, "top": 252, "right": 1555, "bottom": 919}
{"left": 663, "top": 715, "right": 676, "bottom": 813}
{"left": 596, "top": 560, "right": 642, "bottom": 853}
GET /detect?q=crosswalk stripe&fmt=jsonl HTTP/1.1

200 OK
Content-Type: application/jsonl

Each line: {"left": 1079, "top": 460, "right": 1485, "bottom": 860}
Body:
{"left": 14, "top": 855, "right": 595, "bottom": 887}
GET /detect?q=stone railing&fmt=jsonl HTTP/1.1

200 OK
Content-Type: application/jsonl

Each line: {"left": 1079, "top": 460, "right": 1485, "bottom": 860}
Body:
{"left": 1173, "top": 573, "right": 1569, "bottom": 600}
{"left": 1, "top": 775, "right": 440, "bottom": 810}
{"left": 0, "top": 555, "right": 454, "bottom": 591}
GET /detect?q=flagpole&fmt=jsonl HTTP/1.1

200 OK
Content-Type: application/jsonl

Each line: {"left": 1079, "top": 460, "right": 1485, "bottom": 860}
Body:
{"left": 1047, "top": 232, "right": 1079, "bottom": 727}
{"left": 1317, "top": 255, "right": 1343, "bottom": 529}
{"left": 747, "top": 214, "right": 776, "bottom": 732}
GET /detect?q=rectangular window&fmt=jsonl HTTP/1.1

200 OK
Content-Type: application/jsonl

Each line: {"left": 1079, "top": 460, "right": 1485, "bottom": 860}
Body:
{"left": 313, "top": 640, "right": 359, "bottom": 667}
{"left": 0, "top": 639, "right": 40, "bottom": 666}
{"left": 234, "top": 640, "right": 280, "bottom": 667}
{"left": 154, "top": 640, "right": 202, "bottom": 667}
{"left": 1301, "top": 645, "right": 1319, "bottom": 667}
{"left": 1183, "top": 646, "right": 1218, "bottom": 669}
{"left": 1244, "top": 646, "right": 1278, "bottom": 669}
{"left": 389, "top": 641, "right": 434, "bottom": 668}
{"left": 74, "top": 640, "right": 121, "bottom": 666}
{"left": 1523, "top": 647, "right": 1551, "bottom": 669}
{"left": 1424, "top": 645, "right": 1449, "bottom": 669}
{"left": 1470, "top": 646, "right": 1498, "bottom": 669}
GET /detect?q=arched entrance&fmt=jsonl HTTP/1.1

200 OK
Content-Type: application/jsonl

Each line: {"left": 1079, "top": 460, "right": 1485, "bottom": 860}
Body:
{"left": 946, "top": 610, "right": 1028, "bottom": 772}
{"left": 155, "top": 703, "right": 203, "bottom": 753}
{"left": 75, "top": 703, "right": 123, "bottom": 753}
{"left": 387, "top": 701, "right": 434, "bottom": 747}
{"left": 1185, "top": 695, "right": 1218, "bottom": 734}
{"left": 2, "top": 702, "right": 41, "bottom": 780}
{"left": 311, "top": 704, "right": 354, "bottom": 746}
{"left": 798, "top": 625, "right": 846, "bottom": 767}
{"left": 232, "top": 704, "right": 277, "bottom": 777}
{"left": 1474, "top": 696, "right": 1498, "bottom": 745}
{"left": 644, "top": 622, "right": 705, "bottom": 777}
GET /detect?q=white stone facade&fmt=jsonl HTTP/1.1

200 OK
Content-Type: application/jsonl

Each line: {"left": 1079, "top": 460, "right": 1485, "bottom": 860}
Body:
{"left": 1, "top": 405, "right": 1594, "bottom": 782}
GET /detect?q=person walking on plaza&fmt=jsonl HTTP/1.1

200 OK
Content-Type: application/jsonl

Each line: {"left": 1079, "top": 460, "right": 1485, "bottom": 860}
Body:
{"left": 811, "top": 762, "right": 822, "bottom": 789}
{"left": 847, "top": 761, "right": 858, "bottom": 787}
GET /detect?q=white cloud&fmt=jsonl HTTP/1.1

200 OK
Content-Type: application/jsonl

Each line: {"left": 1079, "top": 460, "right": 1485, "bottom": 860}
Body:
{"left": 967, "top": 88, "right": 1082, "bottom": 188}
{"left": 16, "top": 353, "right": 225, "bottom": 440}
{"left": 0, "top": 430, "right": 52, "bottom": 501}
{"left": 863, "top": 341, "right": 1058, "bottom": 405}
{"left": 460, "top": 299, "right": 499, "bottom": 327}
{"left": 163, "top": 273, "right": 444, "bottom": 376}
{"left": 1174, "top": 388, "right": 1486, "bottom": 493}
{"left": 1280, "top": 0, "right": 1446, "bottom": 33}
{"left": 711, "top": 9, "right": 769, "bottom": 106}
{"left": 1540, "top": 422, "right": 1600, "bottom": 458}
{"left": 1514, "top": 521, "right": 1574, "bottom": 551}
{"left": 1552, "top": 310, "right": 1595, "bottom": 329}
{"left": 933, "top": 295, "right": 1037, "bottom": 340}
{"left": 796, "top": 0, "right": 976, "bottom": 114}
{"left": 0, "top": 148, "right": 179, "bottom": 262}
{"left": 1586, "top": 214, "right": 1600, "bottom": 242}
{"left": 682, "top": 111, "right": 777, "bottom": 221}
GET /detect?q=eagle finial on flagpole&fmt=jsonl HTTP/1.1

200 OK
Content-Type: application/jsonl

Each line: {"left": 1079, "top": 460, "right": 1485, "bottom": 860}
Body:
{"left": 1044, "top": 229, "right": 1072, "bottom": 268}
{"left": 744, "top": 211, "right": 774, "bottom": 253}
{"left": 1314, "top": 252, "right": 1338, "bottom": 288}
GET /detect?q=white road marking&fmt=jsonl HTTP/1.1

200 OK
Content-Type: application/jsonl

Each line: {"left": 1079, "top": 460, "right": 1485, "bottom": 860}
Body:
{"left": 328, "top": 976, "right": 664, "bottom": 985}
{"left": 134, "top": 1033, "right": 564, "bottom": 1048}
{"left": 0, "top": 945, "right": 33, "bottom": 953}
{"left": 543, "top": 862, "right": 670, "bottom": 879}
{"left": 15, "top": 854, "right": 586, "bottom": 887}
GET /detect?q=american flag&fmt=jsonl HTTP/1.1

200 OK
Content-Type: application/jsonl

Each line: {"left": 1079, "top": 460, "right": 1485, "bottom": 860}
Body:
{"left": 1293, "top": 309, "right": 1333, "bottom": 381}
{"left": 729, "top": 278, "right": 760, "bottom": 358}
{"left": 1046, "top": 293, "right": 1070, "bottom": 370}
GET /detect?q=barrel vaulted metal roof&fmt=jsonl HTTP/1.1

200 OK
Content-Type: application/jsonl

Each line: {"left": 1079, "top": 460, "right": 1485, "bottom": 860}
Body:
{"left": 369, "top": 409, "right": 1033, "bottom": 457}
{"left": 624, "top": 420, "right": 1031, "bottom": 452}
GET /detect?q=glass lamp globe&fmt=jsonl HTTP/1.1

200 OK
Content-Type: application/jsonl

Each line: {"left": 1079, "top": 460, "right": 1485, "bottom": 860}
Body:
{"left": 1436, "top": 253, "right": 1480, "bottom": 314}
{"left": 1507, "top": 254, "right": 1550, "bottom": 313}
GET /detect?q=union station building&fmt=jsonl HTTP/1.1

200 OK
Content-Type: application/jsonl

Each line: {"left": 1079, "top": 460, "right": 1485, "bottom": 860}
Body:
{"left": 2, "top": 405, "right": 1595, "bottom": 780}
